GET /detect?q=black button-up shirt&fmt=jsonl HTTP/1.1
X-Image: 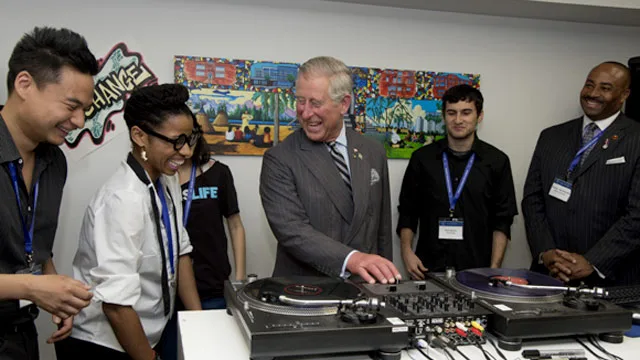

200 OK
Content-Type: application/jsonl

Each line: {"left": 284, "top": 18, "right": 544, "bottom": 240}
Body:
{"left": 0, "top": 113, "right": 67, "bottom": 321}
{"left": 397, "top": 137, "right": 518, "bottom": 271}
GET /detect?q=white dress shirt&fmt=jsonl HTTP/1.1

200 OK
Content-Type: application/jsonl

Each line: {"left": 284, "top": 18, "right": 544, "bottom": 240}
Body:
{"left": 71, "top": 159, "right": 192, "bottom": 351}
{"left": 582, "top": 111, "right": 619, "bottom": 132}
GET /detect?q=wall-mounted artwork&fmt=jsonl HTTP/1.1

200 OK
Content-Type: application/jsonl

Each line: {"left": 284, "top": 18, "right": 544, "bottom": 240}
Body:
{"left": 174, "top": 55, "right": 479, "bottom": 158}
{"left": 63, "top": 43, "right": 157, "bottom": 162}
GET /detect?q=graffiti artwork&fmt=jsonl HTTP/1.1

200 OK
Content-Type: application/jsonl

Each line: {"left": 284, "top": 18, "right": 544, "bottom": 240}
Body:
{"left": 64, "top": 43, "right": 157, "bottom": 160}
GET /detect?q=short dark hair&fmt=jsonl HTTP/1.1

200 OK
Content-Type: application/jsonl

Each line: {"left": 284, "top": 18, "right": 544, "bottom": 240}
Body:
{"left": 123, "top": 83, "right": 195, "bottom": 130}
{"left": 7, "top": 27, "right": 98, "bottom": 93}
{"left": 600, "top": 61, "right": 631, "bottom": 89}
{"left": 442, "top": 84, "right": 484, "bottom": 114}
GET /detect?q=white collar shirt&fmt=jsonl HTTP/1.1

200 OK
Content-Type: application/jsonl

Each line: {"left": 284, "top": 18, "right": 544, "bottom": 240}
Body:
{"left": 70, "top": 159, "right": 192, "bottom": 351}
{"left": 582, "top": 111, "right": 620, "bottom": 132}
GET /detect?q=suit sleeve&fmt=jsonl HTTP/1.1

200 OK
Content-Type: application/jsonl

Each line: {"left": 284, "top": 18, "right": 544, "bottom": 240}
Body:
{"left": 259, "top": 150, "right": 353, "bottom": 277}
{"left": 377, "top": 152, "right": 393, "bottom": 261}
{"left": 584, "top": 152, "right": 640, "bottom": 278}
{"left": 522, "top": 131, "right": 557, "bottom": 257}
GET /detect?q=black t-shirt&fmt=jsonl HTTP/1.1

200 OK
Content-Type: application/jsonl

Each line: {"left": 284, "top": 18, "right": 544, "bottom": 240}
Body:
{"left": 397, "top": 137, "right": 518, "bottom": 271}
{"left": 182, "top": 161, "right": 239, "bottom": 299}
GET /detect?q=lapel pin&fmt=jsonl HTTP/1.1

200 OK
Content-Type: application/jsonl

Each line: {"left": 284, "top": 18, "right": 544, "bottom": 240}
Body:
{"left": 603, "top": 138, "right": 609, "bottom": 149}
{"left": 612, "top": 135, "right": 619, "bottom": 141}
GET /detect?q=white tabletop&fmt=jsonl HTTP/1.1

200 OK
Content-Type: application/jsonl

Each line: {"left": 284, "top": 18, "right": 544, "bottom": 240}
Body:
{"left": 178, "top": 310, "right": 638, "bottom": 360}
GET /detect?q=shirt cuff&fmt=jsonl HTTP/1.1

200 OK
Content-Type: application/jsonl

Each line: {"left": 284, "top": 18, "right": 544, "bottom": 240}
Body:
{"left": 91, "top": 273, "right": 141, "bottom": 306}
{"left": 592, "top": 265, "right": 606, "bottom": 279}
{"left": 340, "top": 250, "right": 358, "bottom": 279}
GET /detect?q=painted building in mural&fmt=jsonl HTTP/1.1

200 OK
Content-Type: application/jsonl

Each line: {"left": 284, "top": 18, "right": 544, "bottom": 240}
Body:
{"left": 379, "top": 70, "right": 417, "bottom": 98}
{"left": 183, "top": 60, "right": 236, "bottom": 86}
{"left": 433, "top": 73, "right": 473, "bottom": 98}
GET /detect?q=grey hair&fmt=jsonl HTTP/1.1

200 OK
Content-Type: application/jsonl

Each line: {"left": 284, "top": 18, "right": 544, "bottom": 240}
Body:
{"left": 298, "top": 56, "right": 353, "bottom": 103}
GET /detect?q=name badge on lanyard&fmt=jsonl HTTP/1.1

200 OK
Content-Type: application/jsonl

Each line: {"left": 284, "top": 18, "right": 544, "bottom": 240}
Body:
{"left": 438, "top": 218, "right": 464, "bottom": 240}
{"left": 438, "top": 152, "right": 475, "bottom": 241}
{"left": 7, "top": 162, "right": 40, "bottom": 272}
{"left": 549, "top": 129, "right": 604, "bottom": 202}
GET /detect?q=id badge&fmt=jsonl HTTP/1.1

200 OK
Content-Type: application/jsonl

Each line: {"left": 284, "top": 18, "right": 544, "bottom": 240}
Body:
{"left": 438, "top": 218, "right": 464, "bottom": 240}
{"left": 549, "top": 178, "right": 572, "bottom": 202}
{"left": 15, "top": 264, "right": 43, "bottom": 276}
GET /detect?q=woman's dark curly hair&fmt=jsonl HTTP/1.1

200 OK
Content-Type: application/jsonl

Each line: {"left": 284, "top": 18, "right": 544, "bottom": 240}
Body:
{"left": 123, "top": 83, "right": 196, "bottom": 130}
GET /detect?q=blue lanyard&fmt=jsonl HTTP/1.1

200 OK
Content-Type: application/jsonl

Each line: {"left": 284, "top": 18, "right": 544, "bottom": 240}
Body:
{"left": 182, "top": 162, "right": 197, "bottom": 227}
{"left": 443, "top": 152, "right": 476, "bottom": 216}
{"left": 155, "top": 180, "right": 175, "bottom": 275}
{"left": 566, "top": 130, "right": 605, "bottom": 175}
{"left": 7, "top": 162, "right": 39, "bottom": 264}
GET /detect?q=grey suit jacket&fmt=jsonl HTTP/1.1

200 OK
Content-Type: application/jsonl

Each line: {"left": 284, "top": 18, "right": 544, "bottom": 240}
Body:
{"left": 260, "top": 128, "right": 392, "bottom": 278}
{"left": 522, "top": 113, "right": 640, "bottom": 285}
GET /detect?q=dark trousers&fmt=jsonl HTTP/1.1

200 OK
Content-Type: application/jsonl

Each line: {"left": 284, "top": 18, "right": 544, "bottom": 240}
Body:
{"left": 0, "top": 321, "right": 38, "bottom": 360}
{"left": 55, "top": 336, "right": 132, "bottom": 360}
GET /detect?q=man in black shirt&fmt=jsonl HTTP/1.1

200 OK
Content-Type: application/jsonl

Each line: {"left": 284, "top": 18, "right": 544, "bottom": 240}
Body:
{"left": 0, "top": 27, "right": 98, "bottom": 359}
{"left": 397, "top": 85, "right": 518, "bottom": 279}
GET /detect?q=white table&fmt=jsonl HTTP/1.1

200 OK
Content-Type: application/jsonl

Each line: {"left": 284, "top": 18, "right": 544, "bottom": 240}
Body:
{"left": 178, "top": 310, "right": 639, "bottom": 360}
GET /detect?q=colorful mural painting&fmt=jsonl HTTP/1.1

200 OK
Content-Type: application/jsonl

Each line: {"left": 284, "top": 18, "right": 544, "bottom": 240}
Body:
{"left": 175, "top": 55, "right": 480, "bottom": 158}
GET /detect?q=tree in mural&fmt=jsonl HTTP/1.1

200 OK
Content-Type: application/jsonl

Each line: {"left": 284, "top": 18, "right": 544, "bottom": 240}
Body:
{"left": 388, "top": 99, "right": 414, "bottom": 130}
{"left": 251, "top": 90, "right": 296, "bottom": 145}
{"left": 367, "top": 96, "right": 396, "bottom": 128}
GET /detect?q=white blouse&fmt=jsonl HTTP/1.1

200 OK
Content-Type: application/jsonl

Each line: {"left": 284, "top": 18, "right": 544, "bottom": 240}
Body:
{"left": 70, "top": 159, "right": 192, "bottom": 351}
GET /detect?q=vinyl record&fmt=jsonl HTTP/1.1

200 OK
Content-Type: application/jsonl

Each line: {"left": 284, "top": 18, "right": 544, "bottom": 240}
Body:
{"left": 456, "top": 268, "right": 564, "bottom": 298}
{"left": 243, "top": 276, "right": 361, "bottom": 305}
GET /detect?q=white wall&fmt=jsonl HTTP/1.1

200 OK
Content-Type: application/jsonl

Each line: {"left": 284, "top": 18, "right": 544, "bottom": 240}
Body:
{"left": 0, "top": 0, "right": 639, "bottom": 358}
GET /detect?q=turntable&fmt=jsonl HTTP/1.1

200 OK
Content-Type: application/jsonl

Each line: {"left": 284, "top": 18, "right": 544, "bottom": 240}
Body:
{"left": 223, "top": 276, "right": 409, "bottom": 360}
{"left": 430, "top": 268, "right": 633, "bottom": 351}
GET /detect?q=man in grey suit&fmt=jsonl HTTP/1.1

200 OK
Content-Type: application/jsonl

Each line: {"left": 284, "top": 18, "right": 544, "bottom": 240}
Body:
{"left": 260, "top": 56, "right": 401, "bottom": 284}
{"left": 523, "top": 61, "right": 640, "bottom": 286}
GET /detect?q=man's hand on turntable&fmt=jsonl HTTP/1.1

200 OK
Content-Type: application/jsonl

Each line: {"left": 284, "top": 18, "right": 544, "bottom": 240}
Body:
{"left": 401, "top": 249, "right": 428, "bottom": 280}
{"left": 346, "top": 252, "right": 402, "bottom": 284}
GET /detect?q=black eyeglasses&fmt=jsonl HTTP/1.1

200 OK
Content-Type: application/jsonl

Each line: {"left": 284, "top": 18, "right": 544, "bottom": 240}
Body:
{"left": 139, "top": 124, "right": 202, "bottom": 151}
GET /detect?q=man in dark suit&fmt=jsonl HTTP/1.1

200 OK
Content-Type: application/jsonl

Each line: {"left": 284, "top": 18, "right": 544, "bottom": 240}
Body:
{"left": 260, "top": 56, "right": 401, "bottom": 284}
{"left": 522, "top": 61, "right": 639, "bottom": 286}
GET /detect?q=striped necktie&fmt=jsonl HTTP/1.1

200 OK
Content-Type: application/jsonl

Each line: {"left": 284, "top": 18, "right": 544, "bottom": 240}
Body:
{"left": 326, "top": 141, "right": 352, "bottom": 195}
{"left": 580, "top": 122, "right": 601, "bottom": 166}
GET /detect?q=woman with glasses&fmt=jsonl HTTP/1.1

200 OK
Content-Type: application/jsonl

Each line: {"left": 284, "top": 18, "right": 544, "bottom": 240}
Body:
{"left": 55, "top": 84, "right": 202, "bottom": 360}
{"left": 160, "top": 127, "right": 247, "bottom": 360}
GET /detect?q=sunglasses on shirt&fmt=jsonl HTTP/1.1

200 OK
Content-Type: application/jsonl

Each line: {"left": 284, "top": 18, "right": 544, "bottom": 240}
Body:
{"left": 139, "top": 124, "right": 202, "bottom": 151}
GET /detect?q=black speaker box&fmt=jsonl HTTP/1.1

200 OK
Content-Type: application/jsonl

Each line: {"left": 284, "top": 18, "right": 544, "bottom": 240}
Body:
{"left": 627, "top": 57, "right": 640, "bottom": 121}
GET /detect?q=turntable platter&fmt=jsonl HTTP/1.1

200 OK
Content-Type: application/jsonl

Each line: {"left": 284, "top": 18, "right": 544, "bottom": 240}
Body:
{"left": 237, "top": 276, "right": 362, "bottom": 316}
{"left": 450, "top": 268, "right": 565, "bottom": 303}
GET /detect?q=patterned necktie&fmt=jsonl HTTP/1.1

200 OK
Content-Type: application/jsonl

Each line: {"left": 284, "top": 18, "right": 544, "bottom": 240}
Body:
{"left": 580, "top": 122, "right": 601, "bottom": 166}
{"left": 326, "top": 141, "right": 352, "bottom": 195}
